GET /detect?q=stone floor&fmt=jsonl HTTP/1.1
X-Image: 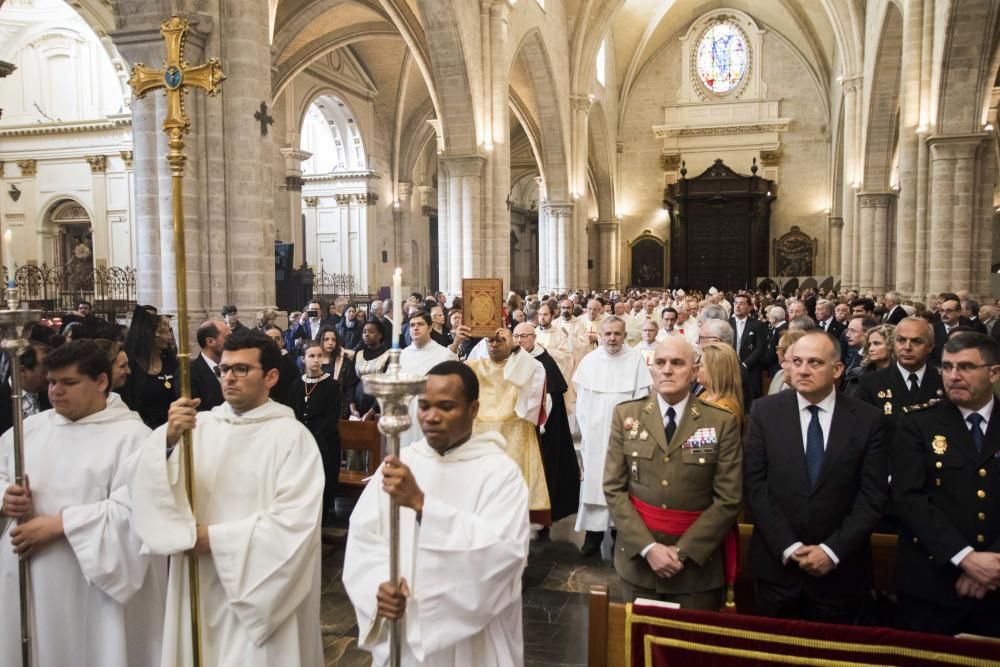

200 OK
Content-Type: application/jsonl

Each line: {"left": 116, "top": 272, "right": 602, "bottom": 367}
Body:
{"left": 321, "top": 506, "right": 621, "bottom": 666}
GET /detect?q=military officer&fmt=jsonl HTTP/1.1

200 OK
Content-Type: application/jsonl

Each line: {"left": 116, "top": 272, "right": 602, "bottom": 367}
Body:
{"left": 856, "top": 317, "right": 943, "bottom": 442}
{"left": 892, "top": 332, "right": 1000, "bottom": 637}
{"left": 604, "top": 336, "right": 742, "bottom": 610}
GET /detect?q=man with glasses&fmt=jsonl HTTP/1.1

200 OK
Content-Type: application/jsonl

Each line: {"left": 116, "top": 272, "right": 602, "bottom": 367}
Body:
{"left": 131, "top": 331, "right": 325, "bottom": 665}
{"left": 892, "top": 332, "right": 1000, "bottom": 637}
{"left": 934, "top": 296, "right": 963, "bottom": 364}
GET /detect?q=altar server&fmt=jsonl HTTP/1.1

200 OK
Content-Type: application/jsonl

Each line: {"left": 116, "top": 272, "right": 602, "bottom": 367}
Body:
{"left": 344, "top": 361, "right": 529, "bottom": 666}
{"left": 0, "top": 339, "right": 164, "bottom": 667}
{"left": 131, "top": 331, "right": 325, "bottom": 666}
{"left": 399, "top": 311, "right": 457, "bottom": 448}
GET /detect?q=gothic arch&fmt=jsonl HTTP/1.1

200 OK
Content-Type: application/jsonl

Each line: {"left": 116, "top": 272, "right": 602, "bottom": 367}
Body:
{"left": 509, "top": 29, "right": 571, "bottom": 202}
{"left": 862, "top": 3, "right": 903, "bottom": 191}
{"left": 936, "top": 0, "right": 1000, "bottom": 134}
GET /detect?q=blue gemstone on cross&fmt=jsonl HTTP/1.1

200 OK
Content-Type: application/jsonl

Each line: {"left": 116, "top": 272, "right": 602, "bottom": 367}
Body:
{"left": 164, "top": 66, "right": 182, "bottom": 90}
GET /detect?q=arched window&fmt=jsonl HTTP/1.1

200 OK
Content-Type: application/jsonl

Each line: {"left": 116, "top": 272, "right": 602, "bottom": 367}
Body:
{"left": 300, "top": 94, "right": 367, "bottom": 174}
{"left": 596, "top": 40, "right": 607, "bottom": 87}
{"left": 695, "top": 22, "right": 749, "bottom": 95}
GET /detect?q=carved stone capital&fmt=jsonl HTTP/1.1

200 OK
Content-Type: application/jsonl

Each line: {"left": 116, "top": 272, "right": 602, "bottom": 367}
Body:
{"left": 398, "top": 182, "right": 414, "bottom": 201}
{"left": 16, "top": 160, "right": 36, "bottom": 177}
{"left": 759, "top": 149, "right": 782, "bottom": 167}
{"left": 858, "top": 192, "right": 896, "bottom": 208}
{"left": 334, "top": 194, "right": 352, "bottom": 206}
{"left": 829, "top": 216, "right": 844, "bottom": 229}
{"left": 660, "top": 154, "right": 681, "bottom": 172}
{"left": 543, "top": 203, "right": 574, "bottom": 219}
{"left": 120, "top": 150, "right": 133, "bottom": 169}
{"left": 841, "top": 76, "right": 863, "bottom": 93}
{"left": 304, "top": 196, "right": 319, "bottom": 208}
{"left": 353, "top": 192, "right": 378, "bottom": 206}
{"left": 570, "top": 94, "right": 593, "bottom": 113}
{"left": 85, "top": 155, "right": 107, "bottom": 173}
{"left": 285, "top": 176, "right": 305, "bottom": 192}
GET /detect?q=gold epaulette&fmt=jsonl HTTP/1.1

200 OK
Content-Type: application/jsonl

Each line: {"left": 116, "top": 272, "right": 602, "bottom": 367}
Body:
{"left": 901, "top": 397, "right": 943, "bottom": 414}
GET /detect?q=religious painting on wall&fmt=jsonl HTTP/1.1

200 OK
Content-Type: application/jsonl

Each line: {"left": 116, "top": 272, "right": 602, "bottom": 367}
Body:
{"left": 462, "top": 278, "right": 503, "bottom": 336}
{"left": 630, "top": 234, "right": 665, "bottom": 287}
{"left": 773, "top": 226, "right": 816, "bottom": 277}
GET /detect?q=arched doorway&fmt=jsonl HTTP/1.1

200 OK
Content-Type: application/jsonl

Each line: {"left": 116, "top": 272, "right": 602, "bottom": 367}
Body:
{"left": 629, "top": 231, "right": 666, "bottom": 288}
{"left": 48, "top": 199, "right": 94, "bottom": 272}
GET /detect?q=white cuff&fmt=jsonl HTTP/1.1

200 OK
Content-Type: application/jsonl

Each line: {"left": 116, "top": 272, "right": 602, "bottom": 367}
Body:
{"left": 782, "top": 542, "right": 804, "bottom": 564}
{"left": 640, "top": 543, "right": 657, "bottom": 558}
{"left": 952, "top": 546, "right": 974, "bottom": 567}
{"left": 818, "top": 543, "right": 840, "bottom": 566}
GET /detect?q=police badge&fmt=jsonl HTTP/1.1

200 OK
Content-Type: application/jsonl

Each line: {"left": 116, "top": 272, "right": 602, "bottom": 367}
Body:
{"left": 884, "top": 402, "right": 893, "bottom": 415}
{"left": 932, "top": 435, "right": 948, "bottom": 456}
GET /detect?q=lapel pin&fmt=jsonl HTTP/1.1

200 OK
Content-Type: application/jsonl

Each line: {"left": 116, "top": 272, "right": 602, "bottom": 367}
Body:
{"left": 932, "top": 435, "right": 948, "bottom": 456}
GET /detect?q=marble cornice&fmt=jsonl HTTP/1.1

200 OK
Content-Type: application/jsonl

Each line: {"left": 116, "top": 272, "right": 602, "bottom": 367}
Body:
{"left": 0, "top": 117, "right": 132, "bottom": 138}
{"left": 303, "top": 170, "right": 381, "bottom": 183}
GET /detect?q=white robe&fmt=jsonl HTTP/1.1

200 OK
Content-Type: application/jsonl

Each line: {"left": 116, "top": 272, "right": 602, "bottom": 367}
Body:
{"left": 130, "top": 400, "right": 324, "bottom": 667}
{"left": 344, "top": 433, "right": 529, "bottom": 667}
{"left": 0, "top": 400, "right": 165, "bottom": 667}
{"left": 399, "top": 341, "right": 458, "bottom": 448}
{"left": 572, "top": 346, "right": 652, "bottom": 531}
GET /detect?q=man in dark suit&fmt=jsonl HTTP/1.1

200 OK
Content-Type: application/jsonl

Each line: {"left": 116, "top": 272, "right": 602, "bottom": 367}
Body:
{"left": 883, "top": 292, "right": 907, "bottom": 325}
{"left": 892, "top": 332, "right": 1000, "bottom": 637}
{"left": 933, "top": 297, "right": 963, "bottom": 364}
{"left": 744, "top": 331, "right": 888, "bottom": 623}
{"left": 961, "top": 299, "right": 988, "bottom": 335}
{"left": 729, "top": 292, "right": 768, "bottom": 409}
{"left": 762, "top": 305, "right": 788, "bottom": 377}
{"left": 290, "top": 300, "right": 323, "bottom": 353}
{"left": 0, "top": 343, "right": 52, "bottom": 435}
{"left": 814, "top": 299, "right": 845, "bottom": 339}
{"left": 856, "top": 317, "right": 943, "bottom": 440}
{"left": 190, "top": 319, "right": 230, "bottom": 411}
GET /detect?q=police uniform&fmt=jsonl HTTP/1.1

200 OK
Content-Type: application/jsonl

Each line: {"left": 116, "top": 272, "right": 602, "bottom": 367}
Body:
{"left": 891, "top": 396, "right": 1000, "bottom": 637}
{"left": 603, "top": 393, "right": 742, "bottom": 609}
{"left": 855, "top": 364, "right": 944, "bottom": 441}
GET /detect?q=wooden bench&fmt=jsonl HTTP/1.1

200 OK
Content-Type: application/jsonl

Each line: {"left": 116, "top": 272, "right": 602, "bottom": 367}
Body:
{"left": 337, "top": 420, "right": 382, "bottom": 498}
{"left": 588, "top": 527, "right": 900, "bottom": 667}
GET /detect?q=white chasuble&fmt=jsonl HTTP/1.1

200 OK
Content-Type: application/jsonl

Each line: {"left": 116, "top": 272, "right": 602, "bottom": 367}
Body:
{"left": 344, "top": 434, "right": 529, "bottom": 666}
{"left": 399, "top": 341, "right": 458, "bottom": 448}
{"left": 0, "top": 401, "right": 164, "bottom": 667}
{"left": 572, "top": 346, "right": 652, "bottom": 531}
{"left": 131, "top": 400, "right": 324, "bottom": 667}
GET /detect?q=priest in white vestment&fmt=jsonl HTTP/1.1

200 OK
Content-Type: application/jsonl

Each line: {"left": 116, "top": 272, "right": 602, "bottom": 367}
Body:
{"left": 573, "top": 317, "right": 652, "bottom": 555}
{"left": 399, "top": 311, "right": 457, "bottom": 448}
{"left": 345, "top": 361, "right": 529, "bottom": 666}
{"left": 0, "top": 340, "right": 165, "bottom": 667}
{"left": 131, "top": 331, "right": 324, "bottom": 667}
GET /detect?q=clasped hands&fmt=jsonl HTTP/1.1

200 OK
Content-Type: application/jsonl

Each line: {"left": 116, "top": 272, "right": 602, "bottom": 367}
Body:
{"left": 790, "top": 545, "right": 835, "bottom": 577}
{"left": 645, "top": 544, "right": 685, "bottom": 578}
{"left": 956, "top": 551, "right": 1000, "bottom": 599}
{"left": 3, "top": 478, "right": 63, "bottom": 558}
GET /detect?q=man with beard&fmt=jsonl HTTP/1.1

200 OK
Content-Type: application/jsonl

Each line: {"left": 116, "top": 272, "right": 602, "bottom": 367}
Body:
{"left": 465, "top": 328, "right": 551, "bottom": 526}
{"left": 513, "top": 323, "right": 579, "bottom": 532}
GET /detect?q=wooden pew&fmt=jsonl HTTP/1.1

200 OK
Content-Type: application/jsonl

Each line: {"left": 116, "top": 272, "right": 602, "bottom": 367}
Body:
{"left": 336, "top": 420, "right": 382, "bottom": 498}
{"left": 588, "top": 527, "right": 900, "bottom": 667}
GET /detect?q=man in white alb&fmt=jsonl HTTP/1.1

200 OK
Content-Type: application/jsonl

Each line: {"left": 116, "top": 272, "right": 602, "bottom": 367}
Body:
{"left": 573, "top": 316, "right": 653, "bottom": 555}
{"left": 131, "top": 331, "right": 324, "bottom": 666}
{"left": 345, "top": 361, "right": 529, "bottom": 666}
{"left": 399, "top": 310, "right": 458, "bottom": 448}
{"left": 1, "top": 340, "right": 164, "bottom": 667}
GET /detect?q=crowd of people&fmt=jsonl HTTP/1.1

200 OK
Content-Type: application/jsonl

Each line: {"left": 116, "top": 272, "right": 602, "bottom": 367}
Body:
{"left": 0, "top": 284, "right": 996, "bottom": 666}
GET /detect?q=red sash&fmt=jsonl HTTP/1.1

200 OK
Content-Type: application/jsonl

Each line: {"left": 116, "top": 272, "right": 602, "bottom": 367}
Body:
{"left": 630, "top": 494, "right": 739, "bottom": 586}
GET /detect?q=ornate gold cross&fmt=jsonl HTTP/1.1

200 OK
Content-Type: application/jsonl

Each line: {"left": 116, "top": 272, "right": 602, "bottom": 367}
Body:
{"left": 126, "top": 16, "right": 224, "bottom": 667}
{"left": 128, "top": 16, "right": 224, "bottom": 175}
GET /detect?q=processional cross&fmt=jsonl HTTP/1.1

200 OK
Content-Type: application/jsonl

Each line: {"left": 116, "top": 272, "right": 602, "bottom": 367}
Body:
{"left": 127, "top": 16, "right": 224, "bottom": 667}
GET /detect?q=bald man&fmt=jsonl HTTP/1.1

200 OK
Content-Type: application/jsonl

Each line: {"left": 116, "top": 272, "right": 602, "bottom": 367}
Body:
{"left": 190, "top": 319, "right": 231, "bottom": 411}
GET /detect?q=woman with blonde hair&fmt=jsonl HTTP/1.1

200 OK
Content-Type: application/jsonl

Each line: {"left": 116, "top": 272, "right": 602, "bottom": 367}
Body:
{"left": 697, "top": 342, "right": 745, "bottom": 429}
{"left": 843, "top": 323, "right": 895, "bottom": 396}
{"left": 767, "top": 329, "right": 807, "bottom": 395}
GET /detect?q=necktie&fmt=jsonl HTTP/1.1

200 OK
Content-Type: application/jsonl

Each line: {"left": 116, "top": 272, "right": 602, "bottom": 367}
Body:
{"left": 967, "top": 413, "right": 985, "bottom": 453}
{"left": 908, "top": 373, "right": 920, "bottom": 396}
{"left": 665, "top": 407, "right": 677, "bottom": 444}
{"left": 805, "top": 405, "right": 824, "bottom": 488}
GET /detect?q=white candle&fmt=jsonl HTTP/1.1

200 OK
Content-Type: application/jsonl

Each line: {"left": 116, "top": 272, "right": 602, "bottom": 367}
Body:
{"left": 392, "top": 267, "right": 402, "bottom": 348}
{"left": 3, "top": 230, "right": 12, "bottom": 287}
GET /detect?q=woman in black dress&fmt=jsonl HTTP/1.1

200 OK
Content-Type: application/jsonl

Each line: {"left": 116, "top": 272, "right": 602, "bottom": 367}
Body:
{"left": 290, "top": 340, "right": 342, "bottom": 526}
{"left": 318, "top": 325, "right": 358, "bottom": 419}
{"left": 352, "top": 321, "right": 390, "bottom": 420}
{"left": 121, "top": 305, "right": 179, "bottom": 428}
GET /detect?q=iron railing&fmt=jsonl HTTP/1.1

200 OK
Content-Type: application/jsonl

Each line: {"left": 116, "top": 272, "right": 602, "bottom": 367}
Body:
{"left": 3, "top": 263, "right": 137, "bottom": 319}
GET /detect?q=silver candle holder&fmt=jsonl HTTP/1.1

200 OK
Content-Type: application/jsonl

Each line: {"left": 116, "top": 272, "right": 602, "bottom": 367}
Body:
{"left": 361, "top": 347, "right": 426, "bottom": 667}
{"left": 0, "top": 285, "right": 42, "bottom": 667}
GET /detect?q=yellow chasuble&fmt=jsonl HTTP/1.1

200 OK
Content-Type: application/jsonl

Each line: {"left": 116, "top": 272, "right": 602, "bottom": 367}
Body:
{"left": 468, "top": 356, "right": 552, "bottom": 524}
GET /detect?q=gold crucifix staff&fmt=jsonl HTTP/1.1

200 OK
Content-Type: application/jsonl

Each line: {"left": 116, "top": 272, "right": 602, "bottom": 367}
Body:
{"left": 127, "top": 15, "right": 224, "bottom": 667}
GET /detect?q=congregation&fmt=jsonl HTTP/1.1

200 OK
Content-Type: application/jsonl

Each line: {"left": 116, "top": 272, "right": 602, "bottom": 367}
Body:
{"left": 1, "top": 284, "right": 999, "bottom": 666}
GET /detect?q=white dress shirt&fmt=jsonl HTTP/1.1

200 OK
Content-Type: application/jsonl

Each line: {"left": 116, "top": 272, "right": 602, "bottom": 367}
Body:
{"left": 896, "top": 363, "right": 926, "bottom": 390}
{"left": 952, "top": 399, "right": 996, "bottom": 566}
{"left": 783, "top": 389, "right": 840, "bottom": 566}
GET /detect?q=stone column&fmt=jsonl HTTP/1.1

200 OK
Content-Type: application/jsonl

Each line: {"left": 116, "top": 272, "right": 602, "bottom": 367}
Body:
{"left": 840, "top": 76, "right": 862, "bottom": 289}
{"left": 894, "top": 0, "right": 925, "bottom": 295}
{"left": 395, "top": 182, "right": 414, "bottom": 289}
{"left": 487, "top": 0, "right": 512, "bottom": 285}
{"left": 280, "top": 147, "right": 311, "bottom": 267}
{"left": 926, "top": 133, "right": 988, "bottom": 297}
{"left": 302, "top": 196, "right": 319, "bottom": 267}
{"left": 85, "top": 155, "right": 110, "bottom": 267}
{"left": 542, "top": 203, "right": 573, "bottom": 293}
{"left": 439, "top": 155, "right": 486, "bottom": 294}
{"left": 828, "top": 216, "right": 843, "bottom": 277}
{"left": 858, "top": 193, "right": 894, "bottom": 294}
{"left": 597, "top": 220, "right": 618, "bottom": 289}
{"left": 570, "top": 94, "right": 593, "bottom": 289}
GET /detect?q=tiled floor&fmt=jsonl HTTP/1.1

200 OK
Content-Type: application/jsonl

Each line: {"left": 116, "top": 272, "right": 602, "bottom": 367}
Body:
{"left": 322, "top": 506, "right": 620, "bottom": 666}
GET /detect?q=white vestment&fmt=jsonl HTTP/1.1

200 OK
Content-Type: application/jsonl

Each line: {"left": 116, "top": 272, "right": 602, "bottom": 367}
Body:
{"left": 399, "top": 341, "right": 458, "bottom": 448}
{"left": 344, "top": 433, "right": 529, "bottom": 667}
{"left": 131, "top": 400, "right": 324, "bottom": 667}
{"left": 572, "top": 346, "right": 652, "bottom": 531}
{"left": 535, "top": 325, "right": 577, "bottom": 419}
{"left": 0, "top": 401, "right": 165, "bottom": 667}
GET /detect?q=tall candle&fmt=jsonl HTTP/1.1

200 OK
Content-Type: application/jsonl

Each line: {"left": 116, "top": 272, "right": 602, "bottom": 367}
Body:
{"left": 392, "top": 267, "right": 402, "bottom": 348}
{"left": 3, "top": 230, "right": 13, "bottom": 287}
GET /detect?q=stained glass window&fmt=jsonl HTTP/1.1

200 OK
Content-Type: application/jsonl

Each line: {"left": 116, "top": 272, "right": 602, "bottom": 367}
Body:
{"left": 696, "top": 23, "right": 748, "bottom": 94}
